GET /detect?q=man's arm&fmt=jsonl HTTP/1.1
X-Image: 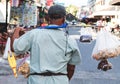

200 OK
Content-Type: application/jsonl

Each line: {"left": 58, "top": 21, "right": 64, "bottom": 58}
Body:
{"left": 67, "top": 64, "right": 75, "bottom": 80}
{"left": 11, "top": 27, "right": 25, "bottom": 51}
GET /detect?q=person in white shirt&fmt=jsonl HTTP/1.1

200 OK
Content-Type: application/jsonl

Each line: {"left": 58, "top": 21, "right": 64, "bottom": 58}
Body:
{"left": 11, "top": 5, "right": 81, "bottom": 84}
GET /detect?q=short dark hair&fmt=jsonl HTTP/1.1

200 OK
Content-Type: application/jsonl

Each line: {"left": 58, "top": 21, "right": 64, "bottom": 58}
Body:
{"left": 48, "top": 5, "right": 66, "bottom": 19}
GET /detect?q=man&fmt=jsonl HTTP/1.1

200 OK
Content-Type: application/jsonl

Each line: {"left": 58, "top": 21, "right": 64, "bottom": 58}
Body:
{"left": 11, "top": 5, "right": 81, "bottom": 84}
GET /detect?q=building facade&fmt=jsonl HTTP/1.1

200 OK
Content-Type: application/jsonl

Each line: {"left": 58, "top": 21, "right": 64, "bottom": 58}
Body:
{"left": 88, "top": 0, "right": 120, "bottom": 19}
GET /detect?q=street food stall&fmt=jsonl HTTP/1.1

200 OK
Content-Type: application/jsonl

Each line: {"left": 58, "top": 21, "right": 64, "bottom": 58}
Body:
{"left": 0, "top": 0, "right": 40, "bottom": 55}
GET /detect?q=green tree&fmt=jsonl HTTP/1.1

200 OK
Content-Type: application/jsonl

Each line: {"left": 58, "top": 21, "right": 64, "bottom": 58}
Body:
{"left": 66, "top": 5, "right": 78, "bottom": 17}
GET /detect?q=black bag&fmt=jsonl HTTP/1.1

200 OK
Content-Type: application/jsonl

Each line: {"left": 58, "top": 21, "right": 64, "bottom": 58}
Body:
{"left": 79, "top": 35, "right": 92, "bottom": 42}
{"left": 97, "top": 59, "right": 112, "bottom": 71}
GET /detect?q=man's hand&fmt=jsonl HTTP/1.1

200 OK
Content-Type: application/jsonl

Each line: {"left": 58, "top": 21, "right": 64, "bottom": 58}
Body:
{"left": 15, "top": 54, "right": 25, "bottom": 60}
{"left": 67, "top": 64, "right": 75, "bottom": 80}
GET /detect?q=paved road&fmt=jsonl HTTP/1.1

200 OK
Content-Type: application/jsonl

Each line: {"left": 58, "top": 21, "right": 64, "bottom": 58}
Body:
{"left": 69, "top": 27, "right": 120, "bottom": 84}
{"left": 0, "top": 27, "right": 120, "bottom": 84}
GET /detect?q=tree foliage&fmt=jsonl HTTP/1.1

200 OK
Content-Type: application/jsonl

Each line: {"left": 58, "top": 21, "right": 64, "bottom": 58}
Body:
{"left": 66, "top": 5, "right": 78, "bottom": 17}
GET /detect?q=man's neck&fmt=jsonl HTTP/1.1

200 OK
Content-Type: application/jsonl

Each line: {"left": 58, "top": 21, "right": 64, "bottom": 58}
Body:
{"left": 49, "top": 18, "right": 64, "bottom": 26}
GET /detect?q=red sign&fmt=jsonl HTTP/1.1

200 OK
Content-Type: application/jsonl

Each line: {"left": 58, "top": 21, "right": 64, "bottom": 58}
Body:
{"left": 46, "top": 0, "right": 53, "bottom": 6}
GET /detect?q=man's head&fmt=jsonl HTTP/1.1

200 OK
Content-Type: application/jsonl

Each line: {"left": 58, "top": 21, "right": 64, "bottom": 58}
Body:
{"left": 48, "top": 5, "right": 66, "bottom": 19}
{"left": 48, "top": 5, "right": 66, "bottom": 25}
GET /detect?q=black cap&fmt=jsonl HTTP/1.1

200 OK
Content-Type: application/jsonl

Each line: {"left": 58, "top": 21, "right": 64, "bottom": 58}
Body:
{"left": 48, "top": 5, "right": 66, "bottom": 19}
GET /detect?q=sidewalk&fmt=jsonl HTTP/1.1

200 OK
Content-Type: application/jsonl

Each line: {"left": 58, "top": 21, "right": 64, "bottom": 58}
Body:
{"left": 0, "top": 60, "right": 27, "bottom": 84}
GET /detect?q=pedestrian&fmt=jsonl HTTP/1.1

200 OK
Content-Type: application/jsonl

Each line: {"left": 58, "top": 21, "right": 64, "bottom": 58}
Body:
{"left": 11, "top": 5, "right": 81, "bottom": 84}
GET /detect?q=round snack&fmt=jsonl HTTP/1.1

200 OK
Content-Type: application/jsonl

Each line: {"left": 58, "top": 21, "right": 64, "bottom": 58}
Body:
{"left": 18, "top": 62, "right": 30, "bottom": 78}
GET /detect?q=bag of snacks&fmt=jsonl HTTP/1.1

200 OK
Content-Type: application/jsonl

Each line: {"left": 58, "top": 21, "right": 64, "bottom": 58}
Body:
{"left": 92, "top": 29, "right": 120, "bottom": 60}
{"left": 17, "top": 62, "right": 30, "bottom": 78}
{"left": 17, "top": 52, "right": 30, "bottom": 78}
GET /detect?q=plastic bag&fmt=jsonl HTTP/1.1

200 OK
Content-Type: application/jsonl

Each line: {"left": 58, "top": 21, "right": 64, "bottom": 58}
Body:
{"left": 3, "top": 37, "right": 11, "bottom": 59}
{"left": 0, "top": 37, "right": 11, "bottom": 64}
{"left": 17, "top": 52, "right": 30, "bottom": 78}
{"left": 80, "top": 27, "right": 93, "bottom": 43}
{"left": 2, "top": 37, "right": 18, "bottom": 78}
{"left": 92, "top": 29, "right": 120, "bottom": 60}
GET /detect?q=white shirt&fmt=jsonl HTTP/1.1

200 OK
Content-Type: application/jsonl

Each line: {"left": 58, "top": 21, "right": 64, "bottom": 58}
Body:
{"left": 13, "top": 28, "right": 81, "bottom": 84}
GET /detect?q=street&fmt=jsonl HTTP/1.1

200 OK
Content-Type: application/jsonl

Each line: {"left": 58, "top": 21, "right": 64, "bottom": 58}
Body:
{"left": 69, "top": 27, "right": 120, "bottom": 84}
{"left": 0, "top": 26, "right": 120, "bottom": 84}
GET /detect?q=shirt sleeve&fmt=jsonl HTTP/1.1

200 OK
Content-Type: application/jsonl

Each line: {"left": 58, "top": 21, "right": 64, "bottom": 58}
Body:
{"left": 68, "top": 38, "right": 81, "bottom": 65}
{"left": 13, "top": 31, "right": 32, "bottom": 55}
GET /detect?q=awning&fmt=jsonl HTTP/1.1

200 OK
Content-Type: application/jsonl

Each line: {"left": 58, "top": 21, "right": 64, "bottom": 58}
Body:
{"left": 0, "top": 8, "right": 6, "bottom": 23}
{"left": 0, "top": 3, "right": 6, "bottom": 23}
{"left": 101, "top": 6, "right": 115, "bottom": 11}
{"left": 0, "top": 2, "right": 10, "bottom": 23}
{"left": 109, "top": 0, "right": 120, "bottom": 5}
{"left": 92, "top": 11, "right": 117, "bottom": 16}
